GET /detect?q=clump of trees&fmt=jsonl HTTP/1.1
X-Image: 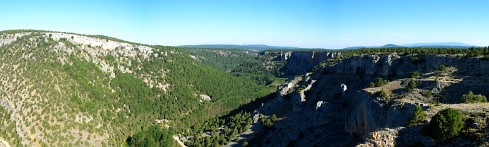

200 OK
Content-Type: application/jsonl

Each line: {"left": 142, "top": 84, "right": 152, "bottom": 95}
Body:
{"left": 424, "top": 108, "right": 464, "bottom": 142}
{"left": 261, "top": 114, "right": 278, "bottom": 128}
{"left": 127, "top": 125, "right": 173, "bottom": 147}
{"left": 369, "top": 77, "right": 389, "bottom": 88}
{"left": 185, "top": 111, "right": 253, "bottom": 146}
{"left": 376, "top": 77, "right": 389, "bottom": 87}
{"left": 407, "top": 105, "right": 427, "bottom": 126}
{"left": 461, "top": 91, "right": 487, "bottom": 103}
{"left": 336, "top": 46, "right": 489, "bottom": 59}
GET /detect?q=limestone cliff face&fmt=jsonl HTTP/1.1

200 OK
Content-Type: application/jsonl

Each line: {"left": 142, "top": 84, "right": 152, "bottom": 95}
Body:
{"left": 256, "top": 52, "right": 489, "bottom": 146}
{"left": 270, "top": 50, "right": 489, "bottom": 78}
{"left": 278, "top": 51, "right": 336, "bottom": 77}
{"left": 330, "top": 54, "right": 489, "bottom": 77}
{"left": 343, "top": 92, "right": 385, "bottom": 139}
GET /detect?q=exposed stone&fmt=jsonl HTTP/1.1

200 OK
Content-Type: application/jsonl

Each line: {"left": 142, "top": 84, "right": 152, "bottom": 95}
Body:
{"left": 279, "top": 51, "right": 335, "bottom": 77}
{"left": 341, "top": 83, "right": 347, "bottom": 92}
{"left": 254, "top": 52, "right": 489, "bottom": 146}
{"left": 199, "top": 94, "right": 211, "bottom": 102}
{"left": 316, "top": 101, "right": 325, "bottom": 110}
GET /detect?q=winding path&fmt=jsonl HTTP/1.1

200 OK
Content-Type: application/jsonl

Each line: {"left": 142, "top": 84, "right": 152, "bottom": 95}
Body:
{"left": 173, "top": 136, "right": 186, "bottom": 147}
{"left": 0, "top": 137, "right": 11, "bottom": 147}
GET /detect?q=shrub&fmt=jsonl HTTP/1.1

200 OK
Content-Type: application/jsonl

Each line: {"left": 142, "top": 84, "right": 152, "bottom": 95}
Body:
{"left": 379, "top": 89, "right": 389, "bottom": 100}
{"left": 271, "top": 114, "right": 278, "bottom": 122}
{"left": 407, "top": 105, "right": 427, "bottom": 126}
{"left": 425, "top": 108, "right": 464, "bottom": 142}
{"left": 411, "top": 71, "right": 420, "bottom": 78}
{"left": 423, "top": 90, "right": 433, "bottom": 98}
{"left": 461, "top": 91, "right": 487, "bottom": 103}
{"left": 438, "top": 65, "right": 447, "bottom": 72}
{"left": 376, "top": 78, "right": 384, "bottom": 87}
{"left": 263, "top": 118, "right": 273, "bottom": 128}
{"left": 375, "top": 77, "right": 389, "bottom": 87}
{"left": 407, "top": 79, "right": 417, "bottom": 92}
{"left": 369, "top": 82, "right": 375, "bottom": 88}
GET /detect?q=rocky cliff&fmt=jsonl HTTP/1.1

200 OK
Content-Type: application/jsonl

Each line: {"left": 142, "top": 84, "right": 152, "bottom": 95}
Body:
{"left": 277, "top": 51, "right": 337, "bottom": 77}
{"left": 330, "top": 54, "right": 489, "bottom": 77}
{"left": 249, "top": 52, "right": 489, "bottom": 146}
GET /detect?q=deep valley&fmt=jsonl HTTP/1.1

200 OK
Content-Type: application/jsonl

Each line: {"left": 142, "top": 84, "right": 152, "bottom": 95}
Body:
{"left": 1, "top": 30, "right": 489, "bottom": 147}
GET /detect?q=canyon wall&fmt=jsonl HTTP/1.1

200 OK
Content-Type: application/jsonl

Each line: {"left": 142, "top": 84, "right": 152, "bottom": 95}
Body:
{"left": 255, "top": 52, "right": 489, "bottom": 146}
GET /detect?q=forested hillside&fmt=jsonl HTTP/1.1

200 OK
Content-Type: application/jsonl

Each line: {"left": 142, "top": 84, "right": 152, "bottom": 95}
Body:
{"left": 0, "top": 30, "right": 273, "bottom": 146}
{"left": 188, "top": 48, "right": 287, "bottom": 85}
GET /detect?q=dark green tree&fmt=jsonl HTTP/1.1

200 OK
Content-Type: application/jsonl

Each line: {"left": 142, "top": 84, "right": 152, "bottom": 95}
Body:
{"left": 262, "top": 118, "right": 274, "bottom": 128}
{"left": 407, "top": 105, "right": 427, "bottom": 126}
{"left": 127, "top": 125, "right": 173, "bottom": 147}
{"left": 438, "top": 65, "right": 447, "bottom": 72}
{"left": 411, "top": 71, "right": 420, "bottom": 78}
{"left": 425, "top": 108, "right": 464, "bottom": 142}
{"left": 376, "top": 78, "right": 384, "bottom": 87}
{"left": 408, "top": 79, "right": 417, "bottom": 92}
{"left": 369, "top": 82, "right": 375, "bottom": 88}
{"left": 271, "top": 114, "right": 278, "bottom": 122}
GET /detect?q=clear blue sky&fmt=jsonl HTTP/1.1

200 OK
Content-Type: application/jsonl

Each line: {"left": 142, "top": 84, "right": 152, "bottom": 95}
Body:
{"left": 1, "top": 0, "right": 488, "bottom": 49}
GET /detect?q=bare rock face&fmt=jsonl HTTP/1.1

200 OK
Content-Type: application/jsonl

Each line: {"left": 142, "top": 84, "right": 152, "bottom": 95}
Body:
{"left": 199, "top": 94, "right": 211, "bottom": 102}
{"left": 331, "top": 54, "right": 489, "bottom": 78}
{"left": 290, "top": 91, "right": 303, "bottom": 111}
{"left": 344, "top": 91, "right": 385, "bottom": 139}
{"left": 291, "top": 77, "right": 314, "bottom": 111}
{"left": 357, "top": 128, "right": 400, "bottom": 147}
{"left": 316, "top": 101, "right": 325, "bottom": 110}
{"left": 341, "top": 84, "right": 347, "bottom": 92}
{"left": 256, "top": 53, "right": 489, "bottom": 146}
{"left": 277, "top": 76, "right": 303, "bottom": 101}
{"left": 279, "top": 51, "right": 335, "bottom": 77}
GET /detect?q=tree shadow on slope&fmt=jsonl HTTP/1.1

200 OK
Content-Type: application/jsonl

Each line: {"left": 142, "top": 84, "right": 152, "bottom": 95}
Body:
{"left": 219, "top": 92, "right": 277, "bottom": 119}
{"left": 395, "top": 126, "right": 435, "bottom": 147}
{"left": 436, "top": 70, "right": 489, "bottom": 104}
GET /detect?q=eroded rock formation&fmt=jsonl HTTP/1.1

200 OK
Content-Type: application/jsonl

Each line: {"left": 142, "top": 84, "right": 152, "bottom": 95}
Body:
{"left": 250, "top": 52, "right": 489, "bottom": 146}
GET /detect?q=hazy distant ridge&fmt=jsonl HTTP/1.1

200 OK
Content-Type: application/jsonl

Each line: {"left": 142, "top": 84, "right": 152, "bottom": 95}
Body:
{"left": 179, "top": 44, "right": 300, "bottom": 50}
{"left": 343, "top": 42, "right": 474, "bottom": 49}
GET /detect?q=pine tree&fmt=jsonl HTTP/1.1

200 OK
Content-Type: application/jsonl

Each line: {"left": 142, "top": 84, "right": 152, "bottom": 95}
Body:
{"left": 407, "top": 105, "right": 427, "bottom": 126}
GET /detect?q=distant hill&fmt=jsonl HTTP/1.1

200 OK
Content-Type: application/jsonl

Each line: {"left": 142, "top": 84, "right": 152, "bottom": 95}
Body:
{"left": 342, "top": 44, "right": 401, "bottom": 50}
{"left": 343, "top": 42, "right": 474, "bottom": 49}
{"left": 381, "top": 44, "right": 402, "bottom": 48}
{"left": 179, "top": 44, "right": 301, "bottom": 50}
{"left": 401, "top": 42, "right": 473, "bottom": 48}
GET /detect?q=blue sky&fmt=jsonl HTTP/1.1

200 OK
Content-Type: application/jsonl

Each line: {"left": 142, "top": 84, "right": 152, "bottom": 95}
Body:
{"left": 1, "top": 0, "right": 488, "bottom": 49}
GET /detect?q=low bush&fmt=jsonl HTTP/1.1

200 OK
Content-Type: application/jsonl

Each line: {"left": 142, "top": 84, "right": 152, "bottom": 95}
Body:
{"left": 407, "top": 105, "right": 427, "bottom": 126}
{"left": 461, "top": 91, "right": 487, "bottom": 103}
